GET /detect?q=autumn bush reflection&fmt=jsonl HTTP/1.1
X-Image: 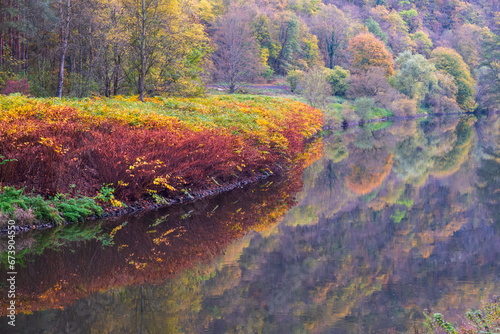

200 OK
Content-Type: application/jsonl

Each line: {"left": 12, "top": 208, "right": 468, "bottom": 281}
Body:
{"left": 0, "top": 138, "right": 321, "bottom": 316}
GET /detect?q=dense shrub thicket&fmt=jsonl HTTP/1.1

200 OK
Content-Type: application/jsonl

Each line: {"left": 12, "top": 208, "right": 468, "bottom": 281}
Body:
{"left": 0, "top": 94, "right": 322, "bottom": 205}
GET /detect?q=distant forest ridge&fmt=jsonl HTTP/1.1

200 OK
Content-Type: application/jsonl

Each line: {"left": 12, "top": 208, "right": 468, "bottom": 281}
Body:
{"left": 0, "top": 0, "right": 498, "bottom": 110}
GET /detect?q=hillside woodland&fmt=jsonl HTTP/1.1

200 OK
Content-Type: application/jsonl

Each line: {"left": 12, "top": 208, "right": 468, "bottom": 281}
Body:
{"left": 0, "top": 0, "right": 499, "bottom": 113}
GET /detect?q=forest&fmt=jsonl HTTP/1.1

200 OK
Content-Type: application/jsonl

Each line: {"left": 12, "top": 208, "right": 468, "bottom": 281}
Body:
{"left": 0, "top": 0, "right": 499, "bottom": 114}
{"left": 1, "top": 1, "right": 500, "bottom": 333}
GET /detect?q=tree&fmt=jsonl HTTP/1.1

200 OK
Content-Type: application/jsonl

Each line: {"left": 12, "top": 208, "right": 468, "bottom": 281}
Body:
{"left": 347, "top": 32, "right": 395, "bottom": 76}
{"left": 477, "top": 15, "right": 500, "bottom": 111}
{"left": 391, "top": 51, "right": 438, "bottom": 106}
{"left": 121, "top": 0, "right": 210, "bottom": 99}
{"left": 122, "top": 0, "right": 162, "bottom": 101}
{"left": 271, "top": 13, "right": 300, "bottom": 75}
{"left": 310, "top": 4, "right": 350, "bottom": 69}
{"left": 0, "top": 0, "right": 26, "bottom": 74}
{"left": 410, "top": 30, "right": 433, "bottom": 56}
{"left": 299, "top": 66, "right": 330, "bottom": 108}
{"left": 353, "top": 97, "right": 376, "bottom": 121}
{"left": 399, "top": 8, "right": 419, "bottom": 33}
{"left": 286, "top": 69, "right": 303, "bottom": 92}
{"left": 324, "top": 66, "right": 350, "bottom": 96}
{"left": 347, "top": 67, "right": 393, "bottom": 98}
{"left": 56, "top": 0, "right": 71, "bottom": 98}
{"left": 365, "top": 17, "right": 387, "bottom": 44}
{"left": 370, "top": 6, "right": 413, "bottom": 54}
{"left": 427, "top": 70, "right": 460, "bottom": 113}
{"left": 212, "top": 7, "right": 263, "bottom": 93}
{"left": 452, "top": 23, "right": 492, "bottom": 69}
{"left": 430, "top": 47, "right": 476, "bottom": 110}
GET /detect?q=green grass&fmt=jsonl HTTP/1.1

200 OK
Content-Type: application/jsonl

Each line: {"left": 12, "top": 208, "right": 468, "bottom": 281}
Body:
{"left": 364, "top": 121, "right": 393, "bottom": 131}
{"left": 0, "top": 186, "right": 102, "bottom": 227}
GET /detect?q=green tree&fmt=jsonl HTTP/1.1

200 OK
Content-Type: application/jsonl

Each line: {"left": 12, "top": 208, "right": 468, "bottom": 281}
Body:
{"left": 392, "top": 51, "right": 438, "bottom": 105}
{"left": 121, "top": 0, "right": 210, "bottom": 100}
{"left": 270, "top": 13, "right": 300, "bottom": 75}
{"left": 286, "top": 69, "right": 304, "bottom": 93}
{"left": 365, "top": 17, "right": 387, "bottom": 44}
{"left": 410, "top": 31, "right": 433, "bottom": 56}
{"left": 431, "top": 47, "right": 476, "bottom": 110}
{"left": 324, "top": 66, "right": 350, "bottom": 96}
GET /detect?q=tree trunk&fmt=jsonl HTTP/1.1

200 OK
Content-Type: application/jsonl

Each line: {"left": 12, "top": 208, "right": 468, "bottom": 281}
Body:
{"left": 138, "top": 0, "right": 146, "bottom": 102}
{"left": 56, "top": 0, "right": 71, "bottom": 98}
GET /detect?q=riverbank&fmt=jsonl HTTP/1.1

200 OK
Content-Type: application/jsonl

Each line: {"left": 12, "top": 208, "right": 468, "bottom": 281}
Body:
{"left": 0, "top": 94, "right": 323, "bottom": 229}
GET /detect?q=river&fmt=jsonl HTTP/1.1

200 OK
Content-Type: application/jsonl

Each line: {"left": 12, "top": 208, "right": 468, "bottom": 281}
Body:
{"left": 1, "top": 113, "right": 499, "bottom": 333}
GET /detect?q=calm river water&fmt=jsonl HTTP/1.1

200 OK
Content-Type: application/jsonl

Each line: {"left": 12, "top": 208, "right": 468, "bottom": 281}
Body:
{"left": 1, "top": 114, "right": 499, "bottom": 333}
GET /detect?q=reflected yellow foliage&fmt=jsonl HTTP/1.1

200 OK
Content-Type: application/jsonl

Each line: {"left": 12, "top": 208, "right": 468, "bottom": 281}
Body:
{"left": 346, "top": 154, "right": 393, "bottom": 195}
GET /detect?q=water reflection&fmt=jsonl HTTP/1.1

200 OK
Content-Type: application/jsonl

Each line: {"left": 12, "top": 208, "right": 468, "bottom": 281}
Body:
{"left": 1, "top": 114, "right": 499, "bottom": 333}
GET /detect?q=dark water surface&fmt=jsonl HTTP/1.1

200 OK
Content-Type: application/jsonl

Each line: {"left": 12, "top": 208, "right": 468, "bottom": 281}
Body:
{"left": 1, "top": 114, "right": 499, "bottom": 333}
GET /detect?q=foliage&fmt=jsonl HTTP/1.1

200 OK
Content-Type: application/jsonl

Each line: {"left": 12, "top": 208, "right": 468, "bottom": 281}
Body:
{"left": 392, "top": 51, "right": 438, "bottom": 106}
{"left": 424, "top": 300, "right": 500, "bottom": 333}
{"left": 365, "top": 17, "right": 388, "bottom": 44}
{"left": 0, "top": 94, "right": 322, "bottom": 202}
{"left": 390, "top": 208, "right": 406, "bottom": 223}
{"left": 286, "top": 70, "right": 304, "bottom": 93}
{"left": 411, "top": 31, "right": 433, "bottom": 56}
{"left": 430, "top": 47, "right": 476, "bottom": 110}
{"left": 95, "top": 184, "right": 124, "bottom": 207}
{"left": 254, "top": 12, "right": 321, "bottom": 75}
{"left": 53, "top": 194, "right": 103, "bottom": 223}
{"left": 0, "top": 186, "right": 102, "bottom": 226}
{"left": 298, "top": 66, "right": 331, "bottom": 108}
{"left": 324, "top": 66, "right": 350, "bottom": 96}
{"left": 348, "top": 33, "right": 395, "bottom": 77}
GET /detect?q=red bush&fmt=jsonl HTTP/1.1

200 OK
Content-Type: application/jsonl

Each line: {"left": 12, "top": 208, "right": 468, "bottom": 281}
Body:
{"left": 1, "top": 78, "right": 30, "bottom": 95}
{"left": 0, "top": 106, "right": 286, "bottom": 201}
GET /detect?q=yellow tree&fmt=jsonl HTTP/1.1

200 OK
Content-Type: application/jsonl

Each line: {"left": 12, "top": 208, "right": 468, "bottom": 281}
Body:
{"left": 430, "top": 47, "right": 476, "bottom": 110}
{"left": 121, "top": 0, "right": 210, "bottom": 100}
{"left": 347, "top": 32, "right": 395, "bottom": 76}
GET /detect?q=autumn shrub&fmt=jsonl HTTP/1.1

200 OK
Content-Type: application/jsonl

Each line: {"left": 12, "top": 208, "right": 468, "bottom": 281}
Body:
{"left": 0, "top": 94, "right": 322, "bottom": 203}
{"left": 391, "top": 98, "right": 418, "bottom": 117}
{"left": 286, "top": 70, "right": 304, "bottom": 92}
{"left": 341, "top": 102, "right": 360, "bottom": 123}
{"left": 1, "top": 78, "right": 30, "bottom": 96}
